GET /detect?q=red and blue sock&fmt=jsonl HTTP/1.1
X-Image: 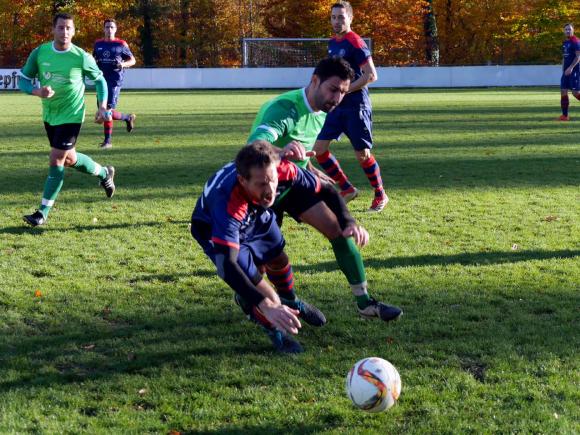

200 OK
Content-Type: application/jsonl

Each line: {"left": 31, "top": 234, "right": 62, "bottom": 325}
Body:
{"left": 316, "top": 151, "right": 354, "bottom": 194}
{"left": 361, "top": 155, "right": 385, "bottom": 198}
{"left": 561, "top": 95, "right": 570, "bottom": 116}
{"left": 266, "top": 263, "right": 296, "bottom": 301}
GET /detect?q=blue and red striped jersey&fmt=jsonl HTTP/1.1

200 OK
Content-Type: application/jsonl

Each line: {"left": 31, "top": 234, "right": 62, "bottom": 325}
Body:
{"left": 93, "top": 38, "right": 133, "bottom": 85}
{"left": 562, "top": 36, "right": 580, "bottom": 70}
{"left": 328, "top": 31, "right": 372, "bottom": 108}
{"left": 192, "top": 160, "right": 320, "bottom": 249}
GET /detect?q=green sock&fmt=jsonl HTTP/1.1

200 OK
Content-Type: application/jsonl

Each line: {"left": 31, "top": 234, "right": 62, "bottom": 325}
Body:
{"left": 331, "top": 236, "right": 374, "bottom": 309}
{"left": 38, "top": 165, "right": 64, "bottom": 218}
{"left": 72, "top": 153, "right": 107, "bottom": 180}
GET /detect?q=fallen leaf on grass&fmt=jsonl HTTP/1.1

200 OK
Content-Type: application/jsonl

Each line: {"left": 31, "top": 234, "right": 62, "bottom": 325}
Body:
{"left": 138, "top": 388, "right": 148, "bottom": 396}
{"left": 511, "top": 244, "right": 519, "bottom": 251}
{"left": 82, "top": 344, "right": 96, "bottom": 350}
{"left": 386, "top": 337, "right": 395, "bottom": 344}
{"left": 542, "top": 215, "right": 558, "bottom": 222}
{"left": 168, "top": 431, "right": 181, "bottom": 435}
{"left": 34, "top": 290, "right": 42, "bottom": 298}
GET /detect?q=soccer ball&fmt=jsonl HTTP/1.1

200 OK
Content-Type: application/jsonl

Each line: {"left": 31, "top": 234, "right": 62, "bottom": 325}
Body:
{"left": 345, "top": 357, "right": 401, "bottom": 412}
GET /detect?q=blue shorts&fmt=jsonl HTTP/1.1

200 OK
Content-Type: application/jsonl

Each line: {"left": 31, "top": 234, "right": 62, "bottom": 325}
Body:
{"left": 318, "top": 106, "right": 373, "bottom": 151}
{"left": 561, "top": 70, "right": 580, "bottom": 91}
{"left": 190, "top": 213, "right": 286, "bottom": 280}
{"left": 106, "top": 83, "right": 121, "bottom": 109}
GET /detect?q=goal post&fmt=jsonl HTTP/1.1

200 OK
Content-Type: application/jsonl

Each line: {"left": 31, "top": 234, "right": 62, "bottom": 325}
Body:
{"left": 241, "top": 37, "right": 373, "bottom": 67}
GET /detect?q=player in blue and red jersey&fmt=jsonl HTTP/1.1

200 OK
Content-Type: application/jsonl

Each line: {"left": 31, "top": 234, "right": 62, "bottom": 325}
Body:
{"left": 559, "top": 23, "right": 580, "bottom": 121}
{"left": 314, "top": 1, "right": 388, "bottom": 212}
{"left": 93, "top": 19, "right": 136, "bottom": 148}
{"left": 190, "top": 141, "right": 327, "bottom": 353}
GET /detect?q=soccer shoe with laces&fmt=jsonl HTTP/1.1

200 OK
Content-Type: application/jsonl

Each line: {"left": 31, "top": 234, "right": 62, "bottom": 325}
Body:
{"left": 357, "top": 298, "right": 402, "bottom": 322}
{"left": 126, "top": 114, "right": 136, "bottom": 132}
{"left": 267, "top": 329, "right": 304, "bottom": 354}
{"left": 558, "top": 115, "right": 570, "bottom": 121}
{"left": 368, "top": 194, "right": 389, "bottom": 212}
{"left": 23, "top": 210, "right": 46, "bottom": 227}
{"left": 284, "top": 298, "right": 327, "bottom": 327}
{"left": 99, "top": 141, "right": 112, "bottom": 149}
{"left": 100, "top": 166, "right": 116, "bottom": 198}
{"left": 341, "top": 187, "right": 359, "bottom": 203}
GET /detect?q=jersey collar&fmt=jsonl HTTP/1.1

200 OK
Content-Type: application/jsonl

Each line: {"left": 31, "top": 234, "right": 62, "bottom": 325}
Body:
{"left": 52, "top": 41, "right": 72, "bottom": 53}
{"left": 301, "top": 87, "right": 322, "bottom": 114}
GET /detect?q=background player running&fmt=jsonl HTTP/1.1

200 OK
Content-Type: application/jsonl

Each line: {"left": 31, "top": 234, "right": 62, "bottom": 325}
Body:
{"left": 19, "top": 13, "right": 115, "bottom": 227}
{"left": 559, "top": 23, "right": 580, "bottom": 121}
{"left": 314, "top": 1, "right": 388, "bottom": 212}
{"left": 93, "top": 18, "right": 136, "bottom": 149}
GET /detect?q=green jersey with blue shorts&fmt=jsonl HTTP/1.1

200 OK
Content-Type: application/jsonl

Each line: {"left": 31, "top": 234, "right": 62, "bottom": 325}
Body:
{"left": 20, "top": 42, "right": 104, "bottom": 126}
{"left": 248, "top": 88, "right": 326, "bottom": 169}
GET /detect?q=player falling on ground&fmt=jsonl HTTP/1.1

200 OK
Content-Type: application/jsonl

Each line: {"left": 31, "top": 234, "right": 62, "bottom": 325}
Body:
{"left": 93, "top": 18, "right": 136, "bottom": 149}
{"left": 313, "top": 1, "right": 388, "bottom": 212}
{"left": 559, "top": 23, "right": 580, "bottom": 121}
{"left": 191, "top": 141, "right": 327, "bottom": 353}
{"left": 248, "top": 57, "right": 402, "bottom": 323}
{"left": 19, "top": 13, "right": 116, "bottom": 227}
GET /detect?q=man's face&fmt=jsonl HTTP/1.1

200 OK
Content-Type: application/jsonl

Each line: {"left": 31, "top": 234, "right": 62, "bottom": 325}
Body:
{"left": 104, "top": 21, "right": 117, "bottom": 39}
{"left": 238, "top": 163, "right": 278, "bottom": 208}
{"left": 331, "top": 6, "right": 352, "bottom": 36}
{"left": 312, "top": 75, "right": 350, "bottom": 113}
{"left": 53, "top": 18, "right": 75, "bottom": 48}
{"left": 564, "top": 25, "right": 574, "bottom": 38}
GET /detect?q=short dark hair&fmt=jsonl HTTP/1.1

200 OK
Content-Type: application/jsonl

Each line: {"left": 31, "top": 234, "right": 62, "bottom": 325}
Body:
{"left": 313, "top": 56, "right": 355, "bottom": 84}
{"left": 104, "top": 18, "right": 117, "bottom": 26}
{"left": 563, "top": 23, "right": 574, "bottom": 29}
{"left": 331, "top": 1, "right": 353, "bottom": 18}
{"left": 53, "top": 13, "right": 73, "bottom": 27}
{"left": 236, "top": 141, "right": 281, "bottom": 180}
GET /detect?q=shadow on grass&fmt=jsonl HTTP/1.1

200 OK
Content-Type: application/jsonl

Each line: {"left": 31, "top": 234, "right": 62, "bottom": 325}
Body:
{"left": 0, "top": 307, "right": 271, "bottom": 393}
{"left": 0, "top": 220, "right": 190, "bottom": 235}
{"left": 292, "top": 249, "right": 580, "bottom": 273}
{"left": 2, "top": 148, "right": 579, "bottom": 200}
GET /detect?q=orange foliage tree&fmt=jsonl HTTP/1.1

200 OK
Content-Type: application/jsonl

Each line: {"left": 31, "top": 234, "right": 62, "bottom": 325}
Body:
{"left": 0, "top": 0, "right": 578, "bottom": 67}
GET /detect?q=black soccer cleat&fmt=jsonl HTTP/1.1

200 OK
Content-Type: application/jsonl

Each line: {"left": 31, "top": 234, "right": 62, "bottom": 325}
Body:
{"left": 357, "top": 298, "right": 403, "bottom": 322}
{"left": 294, "top": 299, "right": 327, "bottom": 327}
{"left": 100, "top": 165, "right": 116, "bottom": 198}
{"left": 23, "top": 210, "right": 46, "bottom": 227}
{"left": 126, "top": 114, "right": 136, "bottom": 132}
{"left": 267, "top": 329, "right": 304, "bottom": 354}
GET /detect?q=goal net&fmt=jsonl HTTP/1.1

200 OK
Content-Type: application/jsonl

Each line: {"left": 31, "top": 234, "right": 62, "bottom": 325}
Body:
{"left": 242, "top": 37, "right": 372, "bottom": 67}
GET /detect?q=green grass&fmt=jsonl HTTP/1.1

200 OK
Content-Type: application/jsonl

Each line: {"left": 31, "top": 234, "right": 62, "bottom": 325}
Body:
{"left": 0, "top": 88, "right": 579, "bottom": 434}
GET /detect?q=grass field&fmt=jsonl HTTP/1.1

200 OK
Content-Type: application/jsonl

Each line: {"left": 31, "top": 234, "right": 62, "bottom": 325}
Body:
{"left": 0, "top": 88, "right": 578, "bottom": 434}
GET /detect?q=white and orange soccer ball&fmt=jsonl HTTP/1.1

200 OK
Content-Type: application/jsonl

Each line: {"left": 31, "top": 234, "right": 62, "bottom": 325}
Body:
{"left": 345, "top": 357, "right": 401, "bottom": 412}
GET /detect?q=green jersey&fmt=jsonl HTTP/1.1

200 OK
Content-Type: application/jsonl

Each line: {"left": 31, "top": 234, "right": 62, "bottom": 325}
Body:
{"left": 20, "top": 42, "right": 103, "bottom": 126}
{"left": 248, "top": 88, "right": 326, "bottom": 168}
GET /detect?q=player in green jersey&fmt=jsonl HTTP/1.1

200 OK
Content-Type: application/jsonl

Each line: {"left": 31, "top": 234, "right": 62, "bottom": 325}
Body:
{"left": 19, "top": 13, "right": 116, "bottom": 227}
{"left": 248, "top": 57, "right": 402, "bottom": 322}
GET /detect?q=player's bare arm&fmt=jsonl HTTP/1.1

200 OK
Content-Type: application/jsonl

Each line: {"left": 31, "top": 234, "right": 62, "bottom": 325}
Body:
{"left": 564, "top": 50, "right": 580, "bottom": 75}
{"left": 348, "top": 57, "right": 377, "bottom": 93}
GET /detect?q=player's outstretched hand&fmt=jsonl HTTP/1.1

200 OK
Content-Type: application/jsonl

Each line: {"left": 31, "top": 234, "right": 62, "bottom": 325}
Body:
{"left": 283, "top": 140, "right": 315, "bottom": 161}
{"left": 343, "top": 223, "right": 369, "bottom": 248}
{"left": 259, "top": 299, "right": 301, "bottom": 335}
